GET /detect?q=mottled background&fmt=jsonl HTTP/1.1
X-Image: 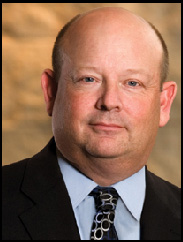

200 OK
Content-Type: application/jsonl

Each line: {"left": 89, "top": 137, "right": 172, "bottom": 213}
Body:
{"left": 2, "top": 3, "right": 181, "bottom": 187}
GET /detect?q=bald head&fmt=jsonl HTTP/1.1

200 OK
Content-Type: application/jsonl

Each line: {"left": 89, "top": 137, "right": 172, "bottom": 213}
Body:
{"left": 65, "top": 7, "right": 154, "bottom": 36}
{"left": 52, "top": 7, "right": 168, "bottom": 85}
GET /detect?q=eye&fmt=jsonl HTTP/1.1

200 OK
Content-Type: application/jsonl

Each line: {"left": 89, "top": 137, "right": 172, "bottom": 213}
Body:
{"left": 82, "top": 77, "right": 95, "bottom": 82}
{"left": 127, "top": 80, "right": 140, "bottom": 87}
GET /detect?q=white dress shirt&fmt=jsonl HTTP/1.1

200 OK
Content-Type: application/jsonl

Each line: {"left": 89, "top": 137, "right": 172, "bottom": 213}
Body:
{"left": 58, "top": 154, "right": 146, "bottom": 240}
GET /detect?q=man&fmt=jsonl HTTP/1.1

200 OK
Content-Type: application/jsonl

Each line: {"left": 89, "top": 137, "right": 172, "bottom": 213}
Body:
{"left": 2, "top": 7, "right": 180, "bottom": 240}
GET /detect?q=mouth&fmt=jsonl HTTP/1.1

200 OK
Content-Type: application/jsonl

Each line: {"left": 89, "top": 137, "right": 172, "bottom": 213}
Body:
{"left": 89, "top": 122, "right": 123, "bottom": 131}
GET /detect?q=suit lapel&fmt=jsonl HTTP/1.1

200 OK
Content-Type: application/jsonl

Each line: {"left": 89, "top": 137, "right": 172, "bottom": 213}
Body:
{"left": 19, "top": 138, "right": 80, "bottom": 240}
{"left": 140, "top": 168, "right": 181, "bottom": 240}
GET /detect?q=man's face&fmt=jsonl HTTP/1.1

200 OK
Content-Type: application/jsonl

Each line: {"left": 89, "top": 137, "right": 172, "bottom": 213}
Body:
{"left": 52, "top": 12, "right": 163, "bottom": 164}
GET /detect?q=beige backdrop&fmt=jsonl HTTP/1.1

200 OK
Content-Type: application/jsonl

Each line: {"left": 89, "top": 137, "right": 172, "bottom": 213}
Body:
{"left": 2, "top": 3, "right": 181, "bottom": 187}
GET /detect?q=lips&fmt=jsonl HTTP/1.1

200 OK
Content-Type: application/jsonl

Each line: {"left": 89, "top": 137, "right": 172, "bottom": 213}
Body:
{"left": 90, "top": 122, "right": 123, "bottom": 131}
{"left": 91, "top": 122, "right": 122, "bottom": 128}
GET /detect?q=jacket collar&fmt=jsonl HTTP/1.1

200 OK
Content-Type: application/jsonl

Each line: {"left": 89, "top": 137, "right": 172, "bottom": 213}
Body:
{"left": 19, "top": 137, "right": 80, "bottom": 240}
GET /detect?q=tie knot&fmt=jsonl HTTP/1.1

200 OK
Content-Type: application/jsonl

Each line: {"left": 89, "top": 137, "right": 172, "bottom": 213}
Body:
{"left": 90, "top": 186, "right": 118, "bottom": 212}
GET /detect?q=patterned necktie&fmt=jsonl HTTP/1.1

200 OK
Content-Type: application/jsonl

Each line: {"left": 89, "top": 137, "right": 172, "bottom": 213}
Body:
{"left": 90, "top": 186, "right": 119, "bottom": 240}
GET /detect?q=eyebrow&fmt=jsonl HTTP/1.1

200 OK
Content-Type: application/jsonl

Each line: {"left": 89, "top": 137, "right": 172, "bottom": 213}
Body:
{"left": 70, "top": 67, "right": 102, "bottom": 78}
{"left": 124, "top": 69, "right": 152, "bottom": 78}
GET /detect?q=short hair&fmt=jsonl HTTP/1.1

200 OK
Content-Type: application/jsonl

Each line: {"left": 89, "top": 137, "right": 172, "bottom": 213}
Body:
{"left": 52, "top": 14, "right": 81, "bottom": 83}
{"left": 148, "top": 21, "right": 169, "bottom": 86}
{"left": 52, "top": 14, "right": 169, "bottom": 87}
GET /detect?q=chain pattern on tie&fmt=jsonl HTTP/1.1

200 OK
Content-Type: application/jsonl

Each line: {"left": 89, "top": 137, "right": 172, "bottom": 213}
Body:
{"left": 90, "top": 186, "right": 118, "bottom": 240}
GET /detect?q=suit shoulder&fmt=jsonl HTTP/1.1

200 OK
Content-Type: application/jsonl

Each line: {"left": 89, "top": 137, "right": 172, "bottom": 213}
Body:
{"left": 2, "top": 159, "right": 30, "bottom": 191}
{"left": 147, "top": 169, "right": 181, "bottom": 192}
{"left": 146, "top": 169, "right": 181, "bottom": 214}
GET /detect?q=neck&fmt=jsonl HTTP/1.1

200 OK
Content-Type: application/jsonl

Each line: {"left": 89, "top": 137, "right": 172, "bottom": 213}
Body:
{"left": 82, "top": 157, "right": 145, "bottom": 186}
{"left": 58, "top": 148, "right": 146, "bottom": 186}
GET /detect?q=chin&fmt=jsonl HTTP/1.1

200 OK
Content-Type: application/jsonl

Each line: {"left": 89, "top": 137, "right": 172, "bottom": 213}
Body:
{"left": 85, "top": 143, "right": 125, "bottom": 159}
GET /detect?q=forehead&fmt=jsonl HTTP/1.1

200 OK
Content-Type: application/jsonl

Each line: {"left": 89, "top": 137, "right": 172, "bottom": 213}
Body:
{"left": 62, "top": 9, "right": 162, "bottom": 74}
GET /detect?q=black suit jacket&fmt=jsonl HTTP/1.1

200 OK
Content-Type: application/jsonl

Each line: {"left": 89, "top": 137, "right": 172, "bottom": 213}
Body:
{"left": 2, "top": 138, "right": 181, "bottom": 240}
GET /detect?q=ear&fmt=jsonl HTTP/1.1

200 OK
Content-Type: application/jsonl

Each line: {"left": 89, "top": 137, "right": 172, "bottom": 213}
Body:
{"left": 159, "top": 81, "right": 177, "bottom": 127}
{"left": 41, "top": 69, "right": 57, "bottom": 116}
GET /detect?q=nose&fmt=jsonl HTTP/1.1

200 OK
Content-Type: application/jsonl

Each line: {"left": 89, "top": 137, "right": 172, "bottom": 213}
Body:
{"left": 95, "top": 83, "right": 122, "bottom": 112}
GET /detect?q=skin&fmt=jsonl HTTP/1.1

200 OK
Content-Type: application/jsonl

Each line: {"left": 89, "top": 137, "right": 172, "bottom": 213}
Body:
{"left": 41, "top": 7, "right": 177, "bottom": 186}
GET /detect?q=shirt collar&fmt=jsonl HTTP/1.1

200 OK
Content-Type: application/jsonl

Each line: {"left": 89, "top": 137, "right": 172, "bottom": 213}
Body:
{"left": 112, "top": 167, "right": 146, "bottom": 221}
{"left": 57, "top": 153, "right": 98, "bottom": 209}
{"left": 57, "top": 153, "right": 146, "bottom": 221}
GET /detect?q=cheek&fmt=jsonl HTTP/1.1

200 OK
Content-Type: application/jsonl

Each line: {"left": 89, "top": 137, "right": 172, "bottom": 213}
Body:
{"left": 124, "top": 97, "right": 146, "bottom": 118}
{"left": 124, "top": 95, "right": 160, "bottom": 126}
{"left": 69, "top": 91, "right": 95, "bottom": 117}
